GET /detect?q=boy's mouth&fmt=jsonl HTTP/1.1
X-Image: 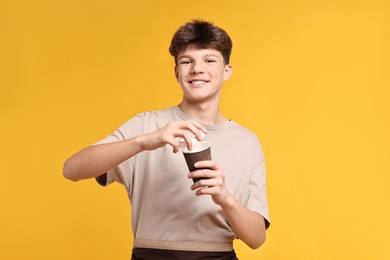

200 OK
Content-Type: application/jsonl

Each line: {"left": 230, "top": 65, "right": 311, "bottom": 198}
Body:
{"left": 189, "top": 80, "right": 209, "bottom": 86}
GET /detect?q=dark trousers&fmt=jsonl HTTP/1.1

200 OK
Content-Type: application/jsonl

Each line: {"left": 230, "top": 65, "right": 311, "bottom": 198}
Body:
{"left": 131, "top": 248, "right": 239, "bottom": 260}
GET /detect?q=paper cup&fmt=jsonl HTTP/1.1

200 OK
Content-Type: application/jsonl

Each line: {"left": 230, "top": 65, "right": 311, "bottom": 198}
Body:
{"left": 182, "top": 141, "right": 211, "bottom": 183}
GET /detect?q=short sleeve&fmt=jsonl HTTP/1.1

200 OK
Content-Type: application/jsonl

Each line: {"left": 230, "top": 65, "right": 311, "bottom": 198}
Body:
{"left": 93, "top": 115, "right": 144, "bottom": 187}
{"left": 244, "top": 141, "right": 271, "bottom": 229}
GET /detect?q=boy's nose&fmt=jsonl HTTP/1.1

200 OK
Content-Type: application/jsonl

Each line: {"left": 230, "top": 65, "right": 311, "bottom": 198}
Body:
{"left": 190, "top": 62, "right": 205, "bottom": 74}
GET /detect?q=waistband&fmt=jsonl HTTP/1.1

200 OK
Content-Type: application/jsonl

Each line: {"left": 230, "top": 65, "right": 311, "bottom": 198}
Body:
{"left": 133, "top": 239, "right": 233, "bottom": 252}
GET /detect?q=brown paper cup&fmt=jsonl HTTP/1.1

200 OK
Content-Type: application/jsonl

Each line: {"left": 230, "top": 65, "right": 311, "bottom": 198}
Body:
{"left": 182, "top": 141, "right": 211, "bottom": 183}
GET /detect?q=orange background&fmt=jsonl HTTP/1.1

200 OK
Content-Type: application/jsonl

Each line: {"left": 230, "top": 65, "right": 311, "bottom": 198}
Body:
{"left": 1, "top": 0, "right": 389, "bottom": 259}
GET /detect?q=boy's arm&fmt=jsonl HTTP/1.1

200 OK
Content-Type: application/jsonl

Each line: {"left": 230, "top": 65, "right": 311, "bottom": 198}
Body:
{"left": 218, "top": 196, "right": 266, "bottom": 249}
{"left": 189, "top": 161, "right": 266, "bottom": 249}
{"left": 63, "top": 137, "right": 143, "bottom": 182}
{"left": 63, "top": 120, "right": 207, "bottom": 182}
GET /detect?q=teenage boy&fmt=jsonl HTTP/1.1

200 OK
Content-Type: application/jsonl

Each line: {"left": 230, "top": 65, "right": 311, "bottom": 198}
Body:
{"left": 64, "top": 20, "right": 270, "bottom": 260}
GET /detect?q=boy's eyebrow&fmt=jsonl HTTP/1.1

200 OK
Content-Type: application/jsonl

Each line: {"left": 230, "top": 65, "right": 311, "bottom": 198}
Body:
{"left": 178, "top": 53, "right": 219, "bottom": 60}
{"left": 204, "top": 54, "right": 219, "bottom": 58}
{"left": 178, "top": 54, "right": 191, "bottom": 60}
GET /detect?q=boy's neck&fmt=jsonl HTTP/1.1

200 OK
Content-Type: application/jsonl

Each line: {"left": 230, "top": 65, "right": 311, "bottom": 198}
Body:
{"left": 178, "top": 101, "right": 228, "bottom": 125}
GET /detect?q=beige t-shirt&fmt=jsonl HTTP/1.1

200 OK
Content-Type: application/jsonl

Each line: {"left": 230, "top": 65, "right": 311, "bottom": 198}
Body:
{"left": 95, "top": 106, "right": 270, "bottom": 251}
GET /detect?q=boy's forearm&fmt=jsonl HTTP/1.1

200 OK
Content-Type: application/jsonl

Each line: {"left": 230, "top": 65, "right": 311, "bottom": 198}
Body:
{"left": 220, "top": 196, "right": 266, "bottom": 249}
{"left": 63, "top": 137, "right": 143, "bottom": 182}
{"left": 63, "top": 120, "right": 207, "bottom": 182}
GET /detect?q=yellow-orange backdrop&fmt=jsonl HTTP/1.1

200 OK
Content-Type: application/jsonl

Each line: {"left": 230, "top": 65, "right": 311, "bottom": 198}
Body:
{"left": 1, "top": 0, "right": 389, "bottom": 259}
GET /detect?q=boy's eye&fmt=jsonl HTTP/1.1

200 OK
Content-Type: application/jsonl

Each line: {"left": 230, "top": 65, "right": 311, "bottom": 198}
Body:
{"left": 179, "top": 60, "right": 190, "bottom": 65}
{"left": 206, "top": 59, "right": 216, "bottom": 63}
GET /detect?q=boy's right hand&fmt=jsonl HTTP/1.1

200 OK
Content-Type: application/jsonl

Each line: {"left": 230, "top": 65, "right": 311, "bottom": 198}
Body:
{"left": 138, "top": 120, "right": 207, "bottom": 153}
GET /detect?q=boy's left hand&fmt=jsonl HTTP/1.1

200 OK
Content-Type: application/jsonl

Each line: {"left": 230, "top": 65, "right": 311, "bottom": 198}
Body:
{"left": 188, "top": 160, "right": 233, "bottom": 207}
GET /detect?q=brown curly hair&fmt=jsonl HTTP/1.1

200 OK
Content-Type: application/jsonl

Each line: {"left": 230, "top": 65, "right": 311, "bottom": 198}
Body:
{"left": 169, "top": 20, "right": 233, "bottom": 65}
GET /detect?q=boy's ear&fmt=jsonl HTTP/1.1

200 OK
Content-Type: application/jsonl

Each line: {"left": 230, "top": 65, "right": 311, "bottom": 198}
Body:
{"left": 223, "top": 64, "right": 233, "bottom": 81}
{"left": 174, "top": 66, "right": 179, "bottom": 82}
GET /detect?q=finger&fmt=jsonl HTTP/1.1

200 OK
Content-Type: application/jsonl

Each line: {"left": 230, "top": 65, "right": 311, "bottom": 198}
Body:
{"left": 188, "top": 169, "right": 213, "bottom": 181}
{"left": 191, "top": 180, "right": 212, "bottom": 191}
{"left": 181, "top": 132, "right": 193, "bottom": 151}
{"left": 189, "top": 119, "right": 208, "bottom": 135}
{"left": 194, "top": 160, "right": 218, "bottom": 170}
{"left": 195, "top": 186, "right": 222, "bottom": 196}
{"left": 179, "top": 120, "right": 208, "bottom": 139}
{"left": 166, "top": 138, "right": 180, "bottom": 153}
{"left": 190, "top": 175, "right": 223, "bottom": 191}
{"left": 185, "top": 123, "right": 206, "bottom": 141}
{"left": 173, "top": 129, "right": 193, "bottom": 150}
{"left": 196, "top": 186, "right": 212, "bottom": 196}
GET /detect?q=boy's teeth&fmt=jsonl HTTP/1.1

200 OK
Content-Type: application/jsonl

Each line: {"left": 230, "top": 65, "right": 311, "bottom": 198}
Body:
{"left": 192, "top": 81, "right": 206, "bottom": 85}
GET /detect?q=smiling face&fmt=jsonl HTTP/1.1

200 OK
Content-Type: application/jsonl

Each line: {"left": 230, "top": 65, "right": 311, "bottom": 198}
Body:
{"left": 175, "top": 47, "right": 232, "bottom": 104}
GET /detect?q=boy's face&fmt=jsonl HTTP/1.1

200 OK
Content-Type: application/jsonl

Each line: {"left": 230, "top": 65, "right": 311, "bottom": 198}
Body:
{"left": 175, "top": 47, "right": 232, "bottom": 104}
